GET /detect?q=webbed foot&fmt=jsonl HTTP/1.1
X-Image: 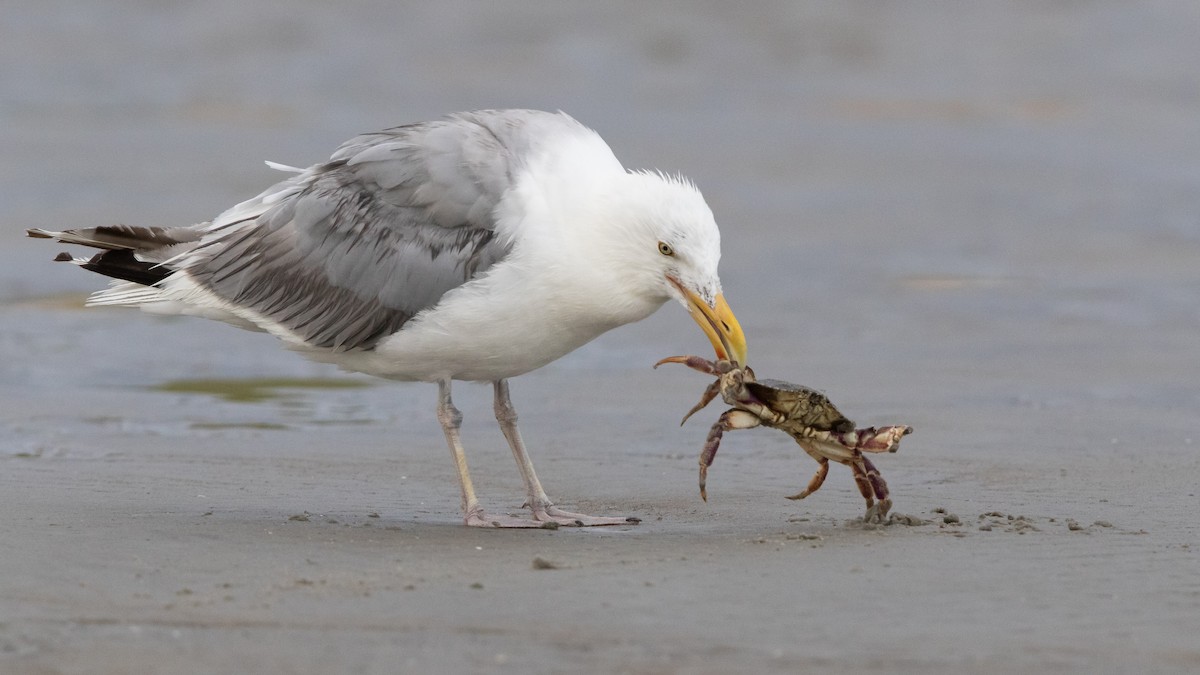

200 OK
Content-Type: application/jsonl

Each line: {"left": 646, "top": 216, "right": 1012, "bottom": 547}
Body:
{"left": 534, "top": 505, "right": 641, "bottom": 527}
{"left": 464, "top": 506, "right": 560, "bottom": 529}
{"left": 464, "top": 504, "right": 639, "bottom": 528}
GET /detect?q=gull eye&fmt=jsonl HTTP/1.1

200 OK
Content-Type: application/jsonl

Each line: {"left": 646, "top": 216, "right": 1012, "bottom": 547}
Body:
{"left": 657, "top": 241, "right": 675, "bottom": 257}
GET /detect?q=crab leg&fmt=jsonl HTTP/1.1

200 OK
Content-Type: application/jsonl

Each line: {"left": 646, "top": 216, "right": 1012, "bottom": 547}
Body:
{"left": 793, "top": 433, "right": 899, "bottom": 521}
{"left": 850, "top": 461, "right": 878, "bottom": 513}
{"left": 861, "top": 456, "right": 889, "bottom": 501}
{"left": 849, "top": 457, "right": 892, "bottom": 522}
{"left": 679, "top": 378, "right": 722, "bottom": 426}
{"left": 653, "top": 356, "right": 727, "bottom": 425}
{"left": 698, "top": 408, "right": 761, "bottom": 501}
{"left": 785, "top": 457, "right": 829, "bottom": 501}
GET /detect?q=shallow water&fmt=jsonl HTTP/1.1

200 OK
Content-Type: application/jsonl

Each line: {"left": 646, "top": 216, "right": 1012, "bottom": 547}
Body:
{"left": 2, "top": 2, "right": 1199, "bottom": 673}
{"left": 150, "top": 377, "right": 372, "bottom": 404}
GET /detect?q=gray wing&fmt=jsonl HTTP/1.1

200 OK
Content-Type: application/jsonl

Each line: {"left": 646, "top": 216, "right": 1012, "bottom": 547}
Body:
{"left": 182, "top": 110, "right": 584, "bottom": 351}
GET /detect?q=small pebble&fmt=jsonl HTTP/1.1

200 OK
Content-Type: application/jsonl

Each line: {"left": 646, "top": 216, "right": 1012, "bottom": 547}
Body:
{"left": 943, "top": 514, "right": 960, "bottom": 525}
{"left": 1067, "top": 519, "right": 1083, "bottom": 531}
{"left": 979, "top": 524, "right": 992, "bottom": 531}
{"left": 1094, "top": 520, "right": 1113, "bottom": 528}
{"left": 531, "top": 557, "right": 559, "bottom": 570}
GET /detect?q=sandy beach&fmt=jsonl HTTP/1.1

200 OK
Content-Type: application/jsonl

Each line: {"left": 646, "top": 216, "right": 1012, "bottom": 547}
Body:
{"left": 2, "top": 2, "right": 1198, "bottom": 673}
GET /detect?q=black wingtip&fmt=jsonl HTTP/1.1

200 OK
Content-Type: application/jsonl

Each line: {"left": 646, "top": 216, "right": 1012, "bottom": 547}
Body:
{"left": 79, "top": 249, "right": 171, "bottom": 286}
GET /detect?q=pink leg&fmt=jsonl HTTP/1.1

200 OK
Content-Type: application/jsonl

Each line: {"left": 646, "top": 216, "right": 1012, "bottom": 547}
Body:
{"left": 493, "top": 380, "right": 639, "bottom": 527}
{"left": 435, "top": 380, "right": 544, "bottom": 527}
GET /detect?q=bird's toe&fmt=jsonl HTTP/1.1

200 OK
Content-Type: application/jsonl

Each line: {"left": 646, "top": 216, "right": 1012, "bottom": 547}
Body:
{"left": 464, "top": 508, "right": 557, "bottom": 529}
{"left": 534, "top": 505, "right": 641, "bottom": 527}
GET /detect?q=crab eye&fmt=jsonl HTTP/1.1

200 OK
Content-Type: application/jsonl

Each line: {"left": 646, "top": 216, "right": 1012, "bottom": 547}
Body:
{"left": 657, "top": 241, "right": 675, "bottom": 257}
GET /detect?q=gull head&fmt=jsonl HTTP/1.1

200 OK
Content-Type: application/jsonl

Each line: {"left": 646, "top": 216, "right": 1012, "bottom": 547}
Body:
{"left": 590, "top": 170, "right": 748, "bottom": 365}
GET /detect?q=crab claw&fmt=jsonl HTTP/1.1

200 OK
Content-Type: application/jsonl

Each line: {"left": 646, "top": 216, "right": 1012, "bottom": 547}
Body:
{"left": 653, "top": 355, "right": 686, "bottom": 369}
{"left": 653, "top": 355, "right": 719, "bottom": 374}
{"left": 852, "top": 425, "right": 913, "bottom": 453}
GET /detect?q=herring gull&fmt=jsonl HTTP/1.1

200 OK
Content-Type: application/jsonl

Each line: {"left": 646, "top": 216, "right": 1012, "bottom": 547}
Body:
{"left": 27, "top": 109, "right": 747, "bottom": 528}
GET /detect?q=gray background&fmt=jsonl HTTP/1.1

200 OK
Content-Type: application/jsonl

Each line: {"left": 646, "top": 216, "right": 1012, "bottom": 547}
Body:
{"left": 2, "top": 2, "right": 1198, "bottom": 673}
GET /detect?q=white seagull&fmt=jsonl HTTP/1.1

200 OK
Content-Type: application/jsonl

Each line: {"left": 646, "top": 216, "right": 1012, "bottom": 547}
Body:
{"left": 28, "top": 109, "right": 747, "bottom": 528}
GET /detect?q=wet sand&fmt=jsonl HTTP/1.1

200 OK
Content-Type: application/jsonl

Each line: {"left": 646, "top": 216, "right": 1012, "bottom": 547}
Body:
{"left": 3, "top": 2, "right": 1199, "bottom": 673}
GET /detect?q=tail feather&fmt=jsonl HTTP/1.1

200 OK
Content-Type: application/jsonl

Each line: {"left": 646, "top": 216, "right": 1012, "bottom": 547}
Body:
{"left": 87, "top": 280, "right": 165, "bottom": 307}
{"left": 27, "top": 224, "right": 203, "bottom": 287}
{"left": 26, "top": 225, "right": 201, "bottom": 252}
{"left": 31, "top": 223, "right": 261, "bottom": 332}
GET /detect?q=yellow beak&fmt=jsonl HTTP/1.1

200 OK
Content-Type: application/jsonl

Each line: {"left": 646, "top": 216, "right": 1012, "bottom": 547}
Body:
{"left": 681, "top": 288, "right": 748, "bottom": 366}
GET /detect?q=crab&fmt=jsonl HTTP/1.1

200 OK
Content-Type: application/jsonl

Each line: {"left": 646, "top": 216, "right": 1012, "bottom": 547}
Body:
{"left": 654, "top": 355, "right": 912, "bottom": 522}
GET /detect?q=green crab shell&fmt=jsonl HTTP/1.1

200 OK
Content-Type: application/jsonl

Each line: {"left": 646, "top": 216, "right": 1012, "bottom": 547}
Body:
{"left": 744, "top": 379, "right": 856, "bottom": 432}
